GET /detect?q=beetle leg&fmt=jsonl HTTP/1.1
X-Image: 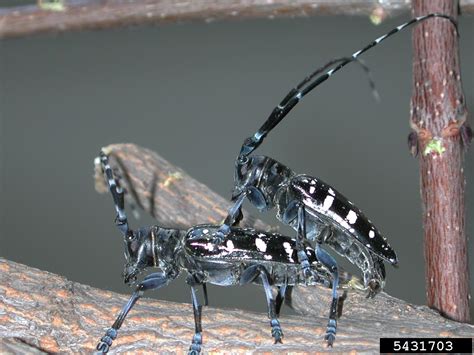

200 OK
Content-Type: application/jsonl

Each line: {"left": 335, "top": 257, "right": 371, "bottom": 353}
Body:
{"left": 212, "top": 191, "right": 247, "bottom": 245}
{"left": 240, "top": 265, "right": 283, "bottom": 344}
{"left": 186, "top": 272, "right": 209, "bottom": 307}
{"left": 275, "top": 284, "right": 287, "bottom": 317}
{"left": 96, "top": 272, "right": 174, "bottom": 353}
{"left": 315, "top": 246, "right": 339, "bottom": 346}
{"left": 202, "top": 283, "right": 209, "bottom": 306}
{"left": 296, "top": 204, "right": 312, "bottom": 279}
{"left": 316, "top": 225, "right": 333, "bottom": 244}
{"left": 188, "top": 285, "right": 204, "bottom": 355}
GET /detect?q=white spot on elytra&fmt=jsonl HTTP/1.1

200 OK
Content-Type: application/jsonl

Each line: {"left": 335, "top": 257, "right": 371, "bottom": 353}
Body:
{"left": 264, "top": 255, "right": 272, "bottom": 260}
{"left": 226, "top": 240, "right": 234, "bottom": 252}
{"left": 309, "top": 186, "right": 315, "bottom": 194}
{"left": 366, "top": 243, "right": 371, "bottom": 248}
{"left": 283, "top": 242, "right": 294, "bottom": 262}
{"left": 369, "top": 230, "right": 375, "bottom": 239}
{"left": 310, "top": 179, "right": 317, "bottom": 185}
{"left": 322, "top": 195, "right": 334, "bottom": 211}
{"left": 328, "top": 188, "right": 335, "bottom": 196}
{"left": 346, "top": 210, "right": 358, "bottom": 224}
{"left": 206, "top": 243, "right": 215, "bottom": 251}
{"left": 256, "top": 238, "right": 267, "bottom": 252}
{"left": 258, "top": 233, "right": 266, "bottom": 238}
{"left": 203, "top": 229, "right": 209, "bottom": 234}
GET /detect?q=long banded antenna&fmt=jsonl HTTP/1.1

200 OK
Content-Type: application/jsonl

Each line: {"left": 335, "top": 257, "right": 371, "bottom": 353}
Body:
{"left": 99, "top": 150, "right": 131, "bottom": 238}
{"left": 238, "top": 13, "right": 458, "bottom": 159}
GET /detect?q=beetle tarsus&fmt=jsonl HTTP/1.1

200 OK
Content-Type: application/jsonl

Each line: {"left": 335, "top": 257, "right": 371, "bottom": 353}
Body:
{"left": 188, "top": 332, "right": 202, "bottom": 355}
{"left": 271, "top": 318, "right": 284, "bottom": 344}
{"left": 96, "top": 328, "right": 117, "bottom": 354}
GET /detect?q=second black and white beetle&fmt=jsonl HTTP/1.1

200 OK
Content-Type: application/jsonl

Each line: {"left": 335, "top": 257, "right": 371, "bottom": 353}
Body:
{"left": 213, "top": 14, "right": 458, "bottom": 295}
{"left": 95, "top": 150, "right": 349, "bottom": 354}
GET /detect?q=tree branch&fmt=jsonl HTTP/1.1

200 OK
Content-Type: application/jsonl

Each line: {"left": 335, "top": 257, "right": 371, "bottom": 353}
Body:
{"left": 2, "top": 257, "right": 474, "bottom": 353}
{"left": 1, "top": 0, "right": 474, "bottom": 39}
{"left": 410, "top": 0, "right": 471, "bottom": 322}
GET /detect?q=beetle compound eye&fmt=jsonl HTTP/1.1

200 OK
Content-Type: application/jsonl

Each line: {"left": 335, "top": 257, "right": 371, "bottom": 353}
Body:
{"left": 239, "top": 155, "right": 249, "bottom": 164}
{"left": 271, "top": 163, "right": 281, "bottom": 175}
{"left": 247, "top": 187, "right": 267, "bottom": 210}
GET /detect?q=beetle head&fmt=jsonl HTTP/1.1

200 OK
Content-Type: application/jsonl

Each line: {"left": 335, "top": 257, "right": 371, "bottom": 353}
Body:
{"left": 122, "top": 226, "right": 181, "bottom": 284}
{"left": 122, "top": 227, "right": 153, "bottom": 284}
{"left": 234, "top": 155, "right": 293, "bottom": 211}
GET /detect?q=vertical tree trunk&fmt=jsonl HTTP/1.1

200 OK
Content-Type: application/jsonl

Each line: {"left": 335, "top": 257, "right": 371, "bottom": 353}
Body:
{"left": 410, "top": 0, "right": 471, "bottom": 322}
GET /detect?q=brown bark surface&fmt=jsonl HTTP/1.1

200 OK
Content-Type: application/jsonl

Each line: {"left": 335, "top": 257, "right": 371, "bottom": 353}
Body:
{"left": 2, "top": 0, "right": 474, "bottom": 39}
{"left": 410, "top": 0, "right": 471, "bottom": 322}
{"left": 96, "top": 143, "right": 269, "bottom": 231}
{"left": 1, "top": 258, "right": 474, "bottom": 354}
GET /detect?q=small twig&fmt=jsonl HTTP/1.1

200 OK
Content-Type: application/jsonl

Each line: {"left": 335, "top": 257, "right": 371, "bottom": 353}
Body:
{"left": 2, "top": 0, "right": 474, "bottom": 39}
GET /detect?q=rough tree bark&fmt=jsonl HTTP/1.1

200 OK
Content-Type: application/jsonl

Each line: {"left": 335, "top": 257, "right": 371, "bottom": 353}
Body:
{"left": 1, "top": 0, "right": 474, "bottom": 39}
{"left": 1, "top": 258, "right": 473, "bottom": 353}
{"left": 409, "top": 0, "right": 471, "bottom": 322}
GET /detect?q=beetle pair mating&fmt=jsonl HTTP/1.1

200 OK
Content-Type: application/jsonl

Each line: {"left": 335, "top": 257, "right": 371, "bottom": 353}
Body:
{"left": 96, "top": 13, "right": 457, "bottom": 353}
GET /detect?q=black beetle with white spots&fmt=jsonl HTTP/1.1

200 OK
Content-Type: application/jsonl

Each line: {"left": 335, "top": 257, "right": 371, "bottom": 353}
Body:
{"left": 213, "top": 14, "right": 457, "bottom": 300}
{"left": 95, "top": 151, "right": 344, "bottom": 353}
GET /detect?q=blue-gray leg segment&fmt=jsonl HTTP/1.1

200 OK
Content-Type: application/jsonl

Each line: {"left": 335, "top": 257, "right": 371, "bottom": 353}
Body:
{"left": 315, "top": 246, "right": 339, "bottom": 346}
{"left": 96, "top": 272, "right": 173, "bottom": 353}
{"left": 275, "top": 284, "right": 287, "bottom": 317}
{"left": 202, "top": 283, "right": 209, "bottom": 306}
{"left": 213, "top": 191, "right": 247, "bottom": 244}
{"left": 188, "top": 286, "right": 203, "bottom": 355}
{"left": 240, "top": 265, "right": 283, "bottom": 343}
{"left": 296, "top": 205, "right": 312, "bottom": 278}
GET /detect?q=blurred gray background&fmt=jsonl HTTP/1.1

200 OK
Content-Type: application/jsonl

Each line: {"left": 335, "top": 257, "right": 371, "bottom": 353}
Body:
{"left": 1, "top": 11, "right": 473, "bottom": 320}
